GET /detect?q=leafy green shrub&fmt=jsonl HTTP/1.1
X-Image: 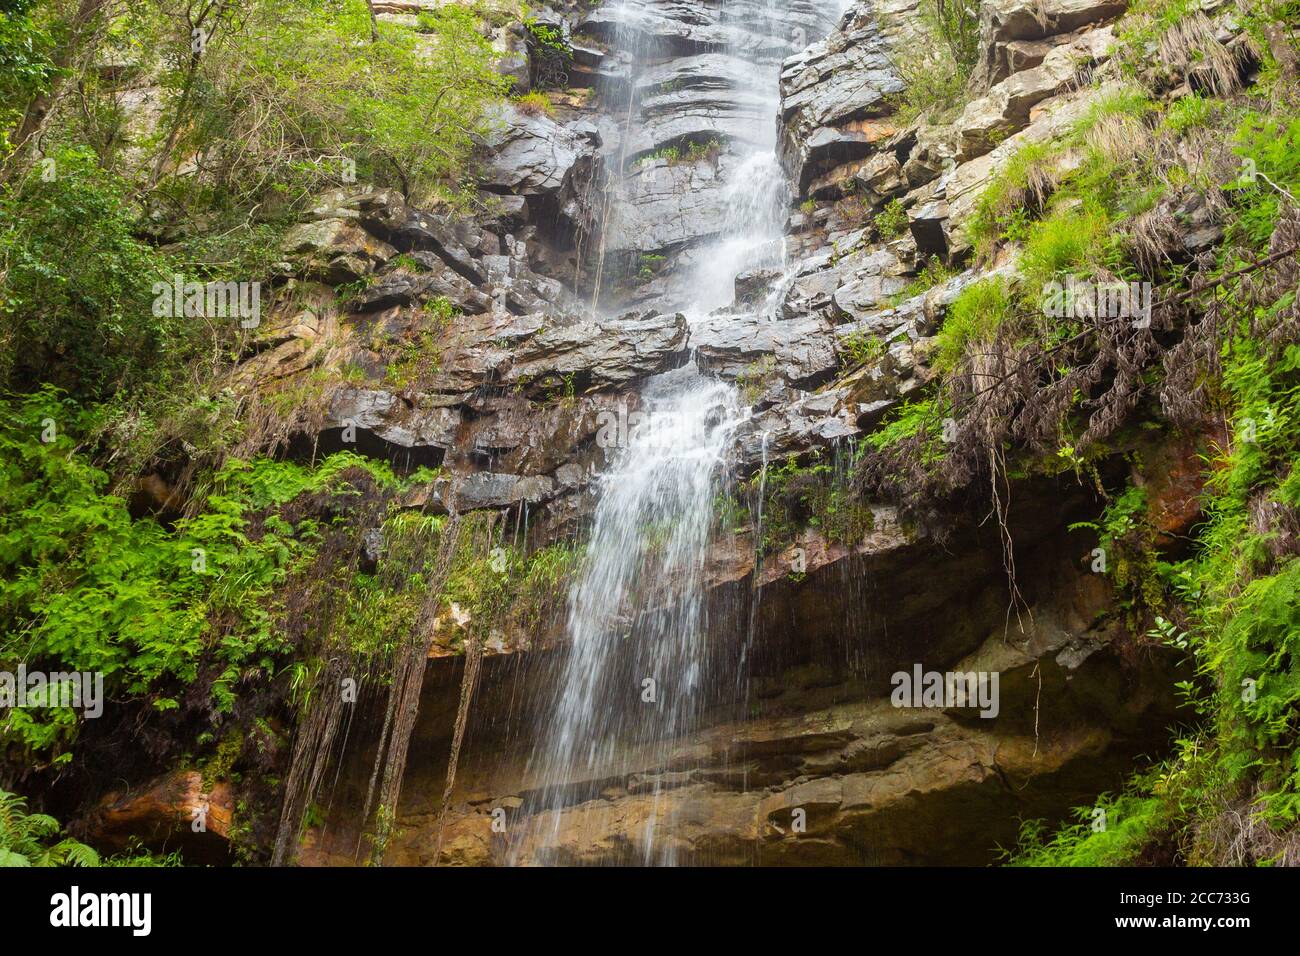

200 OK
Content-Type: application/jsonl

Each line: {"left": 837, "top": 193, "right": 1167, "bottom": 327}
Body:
{"left": 191, "top": 0, "right": 507, "bottom": 206}
{"left": 0, "top": 0, "right": 53, "bottom": 149}
{"left": 885, "top": 0, "right": 979, "bottom": 124}
{"left": 874, "top": 198, "right": 908, "bottom": 239}
{"left": 1018, "top": 204, "right": 1113, "bottom": 291}
{"left": 863, "top": 399, "right": 948, "bottom": 474}
{"left": 0, "top": 147, "right": 181, "bottom": 401}
{"left": 0, "top": 388, "right": 399, "bottom": 759}
{"left": 524, "top": 16, "right": 571, "bottom": 90}
{"left": 1225, "top": 112, "right": 1300, "bottom": 249}
{"left": 1162, "top": 92, "right": 1216, "bottom": 133}
{"left": 514, "top": 91, "right": 553, "bottom": 116}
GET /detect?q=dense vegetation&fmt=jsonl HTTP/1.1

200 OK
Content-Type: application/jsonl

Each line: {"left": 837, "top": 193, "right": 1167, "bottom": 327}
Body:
{"left": 859, "top": 0, "right": 1300, "bottom": 865}
{"left": 0, "top": 0, "right": 534, "bottom": 863}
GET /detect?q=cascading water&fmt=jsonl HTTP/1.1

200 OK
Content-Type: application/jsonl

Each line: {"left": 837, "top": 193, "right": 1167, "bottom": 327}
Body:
{"left": 511, "top": 372, "right": 746, "bottom": 864}
{"left": 510, "top": 0, "right": 836, "bottom": 865}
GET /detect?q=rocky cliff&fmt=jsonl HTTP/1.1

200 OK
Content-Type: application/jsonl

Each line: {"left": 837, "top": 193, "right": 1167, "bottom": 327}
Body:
{"left": 56, "top": 0, "right": 1297, "bottom": 866}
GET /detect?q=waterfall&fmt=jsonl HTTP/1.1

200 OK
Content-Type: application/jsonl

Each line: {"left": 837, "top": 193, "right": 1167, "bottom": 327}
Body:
{"left": 511, "top": 372, "right": 746, "bottom": 864}
{"left": 509, "top": 0, "right": 831, "bottom": 865}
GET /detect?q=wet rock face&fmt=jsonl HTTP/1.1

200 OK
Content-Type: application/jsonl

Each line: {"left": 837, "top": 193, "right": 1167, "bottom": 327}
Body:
{"left": 578, "top": 0, "right": 834, "bottom": 63}
{"left": 582, "top": 0, "right": 841, "bottom": 307}
{"left": 600, "top": 157, "right": 732, "bottom": 259}
{"left": 693, "top": 310, "right": 839, "bottom": 389}
{"left": 300, "top": 484, "right": 1186, "bottom": 867}
{"left": 85, "top": 770, "right": 234, "bottom": 865}
{"left": 280, "top": 217, "right": 398, "bottom": 284}
{"left": 479, "top": 104, "right": 601, "bottom": 244}
{"left": 777, "top": 11, "right": 904, "bottom": 194}
{"left": 301, "top": 307, "right": 688, "bottom": 474}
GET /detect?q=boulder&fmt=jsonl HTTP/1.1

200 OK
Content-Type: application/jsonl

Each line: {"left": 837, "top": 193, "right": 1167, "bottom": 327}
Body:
{"left": 280, "top": 218, "right": 397, "bottom": 284}
{"left": 351, "top": 253, "right": 493, "bottom": 315}
{"left": 480, "top": 105, "right": 601, "bottom": 241}
{"left": 503, "top": 310, "right": 691, "bottom": 392}
{"left": 693, "top": 311, "right": 839, "bottom": 388}
{"left": 440, "top": 472, "right": 557, "bottom": 512}
{"left": 956, "top": 26, "right": 1116, "bottom": 161}
{"left": 853, "top": 151, "right": 909, "bottom": 204}
{"left": 974, "top": 0, "right": 1128, "bottom": 88}
{"left": 911, "top": 81, "right": 1123, "bottom": 257}
{"left": 327, "top": 387, "right": 463, "bottom": 453}
{"left": 830, "top": 247, "right": 914, "bottom": 322}
{"left": 87, "top": 770, "right": 234, "bottom": 863}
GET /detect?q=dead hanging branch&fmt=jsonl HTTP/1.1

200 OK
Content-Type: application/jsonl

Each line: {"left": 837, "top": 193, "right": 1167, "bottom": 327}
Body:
{"left": 357, "top": 508, "right": 502, "bottom": 865}
{"left": 356, "top": 512, "right": 466, "bottom": 862}
{"left": 270, "top": 655, "right": 354, "bottom": 867}
{"left": 265, "top": 472, "right": 391, "bottom": 866}
{"left": 430, "top": 631, "right": 484, "bottom": 866}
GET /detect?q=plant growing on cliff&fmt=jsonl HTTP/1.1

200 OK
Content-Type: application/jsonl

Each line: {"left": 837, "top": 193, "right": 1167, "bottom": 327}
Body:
{"left": 884, "top": 0, "right": 980, "bottom": 124}
{"left": 384, "top": 330, "right": 444, "bottom": 390}
{"left": 930, "top": 275, "right": 1013, "bottom": 375}
{"left": 0, "top": 146, "right": 182, "bottom": 403}
{"left": 0, "top": 388, "right": 407, "bottom": 760}
{"left": 993, "top": 93, "right": 1300, "bottom": 861}
{"left": 1069, "top": 482, "right": 1166, "bottom": 628}
{"left": 736, "top": 355, "right": 776, "bottom": 405}
{"left": 514, "top": 91, "right": 554, "bottom": 116}
{"left": 891, "top": 258, "right": 958, "bottom": 305}
{"left": 874, "top": 198, "right": 908, "bottom": 239}
{"left": 840, "top": 330, "right": 887, "bottom": 367}
{"left": 749, "top": 451, "right": 874, "bottom": 554}
{"left": 208, "top": 0, "right": 507, "bottom": 205}
{"left": 524, "top": 15, "right": 572, "bottom": 90}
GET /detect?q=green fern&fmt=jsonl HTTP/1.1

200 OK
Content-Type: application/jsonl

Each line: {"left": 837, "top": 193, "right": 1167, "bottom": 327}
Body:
{"left": 0, "top": 789, "right": 99, "bottom": 867}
